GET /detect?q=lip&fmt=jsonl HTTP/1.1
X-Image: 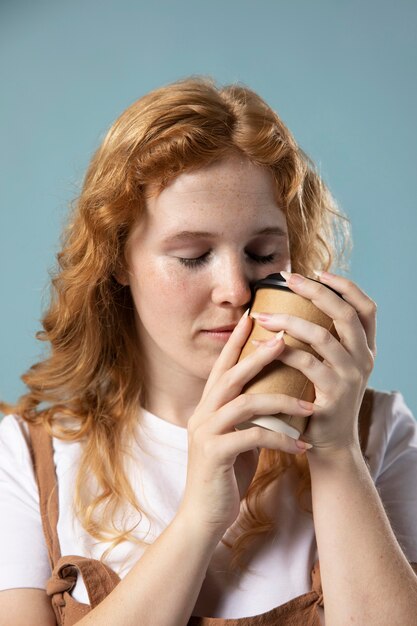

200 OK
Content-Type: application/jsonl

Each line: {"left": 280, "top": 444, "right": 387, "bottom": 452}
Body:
{"left": 201, "top": 329, "right": 234, "bottom": 342}
{"left": 204, "top": 324, "right": 238, "bottom": 332}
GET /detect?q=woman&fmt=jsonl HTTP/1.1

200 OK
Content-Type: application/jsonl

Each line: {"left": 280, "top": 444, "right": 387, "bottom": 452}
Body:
{"left": 0, "top": 76, "right": 416, "bottom": 626}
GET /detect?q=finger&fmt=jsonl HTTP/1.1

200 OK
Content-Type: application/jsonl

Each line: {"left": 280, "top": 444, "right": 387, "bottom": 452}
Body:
{"left": 315, "top": 271, "right": 377, "bottom": 357}
{"left": 276, "top": 345, "right": 339, "bottom": 394}
{"left": 202, "top": 308, "right": 252, "bottom": 400}
{"left": 204, "top": 392, "right": 315, "bottom": 435}
{"left": 214, "top": 426, "right": 311, "bottom": 461}
{"left": 279, "top": 272, "right": 375, "bottom": 361}
{"left": 202, "top": 334, "right": 286, "bottom": 413}
{"left": 253, "top": 313, "right": 354, "bottom": 376}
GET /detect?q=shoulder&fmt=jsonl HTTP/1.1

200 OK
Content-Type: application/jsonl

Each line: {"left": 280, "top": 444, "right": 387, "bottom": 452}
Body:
{"left": 0, "top": 414, "right": 42, "bottom": 505}
{"left": 0, "top": 418, "right": 53, "bottom": 595}
{"left": 0, "top": 414, "right": 32, "bottom": 466}
{"left": 366, "top": 388, "right": 417, "bottom": 479}
{"left": 370, "top": 388, "right": 416, "bottom": 441}
{"left": 0, "top": 413, "right": 82, "bottom": 459}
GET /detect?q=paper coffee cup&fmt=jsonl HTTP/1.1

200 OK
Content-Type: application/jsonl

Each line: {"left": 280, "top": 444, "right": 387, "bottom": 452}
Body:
{"left": 235, "top": 273, "right": 341, "bottom": 439}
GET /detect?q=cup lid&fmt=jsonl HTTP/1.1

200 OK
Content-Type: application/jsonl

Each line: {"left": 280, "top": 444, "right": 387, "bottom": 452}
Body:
{"left": 251, "top": 272, "right": 342, "bottom": 298}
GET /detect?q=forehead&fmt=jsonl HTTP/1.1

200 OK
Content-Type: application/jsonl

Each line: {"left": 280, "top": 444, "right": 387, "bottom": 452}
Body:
{"left": 142, "top": 155, "right": 284, "bottom": 229}
{"left": 164, "top": 155, "right": 276, "bottom": 194}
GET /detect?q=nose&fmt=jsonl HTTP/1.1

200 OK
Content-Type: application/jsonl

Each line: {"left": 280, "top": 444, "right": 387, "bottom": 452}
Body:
{"left": 210, "top": 256, "right": 254, "bottom": 308}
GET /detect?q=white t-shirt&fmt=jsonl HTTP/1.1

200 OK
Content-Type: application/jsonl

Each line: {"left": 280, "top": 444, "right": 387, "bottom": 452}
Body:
{"left": 0, "top": 389, "right": 416, "bottom": 623}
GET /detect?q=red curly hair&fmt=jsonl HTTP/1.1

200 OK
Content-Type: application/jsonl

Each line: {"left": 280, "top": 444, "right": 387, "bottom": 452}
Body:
{"left": 0, "top": 75, "right": 351, "bottom": 573}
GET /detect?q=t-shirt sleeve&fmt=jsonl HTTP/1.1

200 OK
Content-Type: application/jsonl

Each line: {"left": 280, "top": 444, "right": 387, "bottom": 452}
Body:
{"left": 0, "top": 415, "right": 51, "bottom": 590}
{"left": 371, "top": 391, "right": 417, "bottom": 564}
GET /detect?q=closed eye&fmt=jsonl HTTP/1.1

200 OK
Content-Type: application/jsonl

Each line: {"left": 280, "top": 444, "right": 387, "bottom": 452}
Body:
{"left": 177, "top": 251, "right": 277, "bottom": 268}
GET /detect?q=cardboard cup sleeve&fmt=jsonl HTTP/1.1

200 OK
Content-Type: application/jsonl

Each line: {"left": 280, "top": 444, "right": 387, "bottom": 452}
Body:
{"left": 235, "top": 287, "right": 339, "bottom": 439}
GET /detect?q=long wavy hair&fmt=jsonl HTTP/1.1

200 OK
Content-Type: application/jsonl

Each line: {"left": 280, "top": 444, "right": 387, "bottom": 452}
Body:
{"left": 0, "top": 75, "right": 351, "bottom": 573}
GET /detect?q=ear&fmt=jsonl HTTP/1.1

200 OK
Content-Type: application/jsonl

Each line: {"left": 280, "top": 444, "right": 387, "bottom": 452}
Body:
{"left": 113, "top": 269, "right": 130, "bottom": 286}
{"left": 113, "top": 260, "right": 130, "bottom": 286}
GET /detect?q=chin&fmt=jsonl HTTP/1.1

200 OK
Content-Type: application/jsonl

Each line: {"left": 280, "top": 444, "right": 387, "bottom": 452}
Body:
{"left": 192, "top": 358, "right": 216, "bottom": 381}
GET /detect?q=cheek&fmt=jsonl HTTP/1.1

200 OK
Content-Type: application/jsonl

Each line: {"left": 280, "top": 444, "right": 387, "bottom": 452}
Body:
{"left": 130, "top": 259, "right": 204, "bottom": 317}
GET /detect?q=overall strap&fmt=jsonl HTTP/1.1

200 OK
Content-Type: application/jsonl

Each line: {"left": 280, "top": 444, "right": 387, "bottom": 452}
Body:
{"left": 358, "top": 387, "right": 374, "bottom": 459}
{"left": 27, "top": 421, "right": 61, "bottom": 569}
{"left": 26, "top": 390, "right": 375, "bottom": 624}
{"left": 27, "top": 421, "right": 121, "bottom": 625}
{"left": 45, "top": 555, "right": 121, "bottom": 615}
{"left": 26, "top": 387, "right": 376, "bottom": 574}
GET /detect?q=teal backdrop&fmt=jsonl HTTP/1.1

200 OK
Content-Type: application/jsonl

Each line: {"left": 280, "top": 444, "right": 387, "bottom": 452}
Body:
{"left": 1, "top": 0, "right": 416, "bottom": 417}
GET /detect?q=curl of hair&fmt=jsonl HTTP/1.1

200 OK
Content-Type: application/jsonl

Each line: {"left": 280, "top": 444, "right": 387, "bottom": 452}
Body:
{"left": 0, "top": 75, "right": 351, "bottom": 572}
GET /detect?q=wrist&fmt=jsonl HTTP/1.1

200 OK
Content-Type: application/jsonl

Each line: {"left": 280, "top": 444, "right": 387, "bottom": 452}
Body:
{"left": 306, "top": 441, "right": 365, "bottom": 469}
{"left": 175, "top": 507, "right": 225, "bottom": 549}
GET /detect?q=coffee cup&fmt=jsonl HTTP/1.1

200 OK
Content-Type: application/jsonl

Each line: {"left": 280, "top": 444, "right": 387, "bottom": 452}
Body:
{"left": 234, "top": 272, "right": 342, "bottom": 439}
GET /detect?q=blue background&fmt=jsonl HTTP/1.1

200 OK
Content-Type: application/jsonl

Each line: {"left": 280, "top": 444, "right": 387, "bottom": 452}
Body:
{"left": 1, "top": 0, "right": 416, "bottom": 417}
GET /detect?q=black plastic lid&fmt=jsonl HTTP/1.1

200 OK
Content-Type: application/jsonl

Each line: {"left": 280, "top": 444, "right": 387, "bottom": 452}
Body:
{"left": 251, "top": 272, "right": 342, "bottom": 298}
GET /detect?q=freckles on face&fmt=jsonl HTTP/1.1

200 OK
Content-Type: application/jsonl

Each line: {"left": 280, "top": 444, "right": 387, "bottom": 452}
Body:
{"left": 123, "top": 155, "right": 291, "bottom": 380}
{"left": 154, "top": 267, "right": 196, "bottom": 317}
{"left": 125, "top": 227, "right": 203, "bottom": 343}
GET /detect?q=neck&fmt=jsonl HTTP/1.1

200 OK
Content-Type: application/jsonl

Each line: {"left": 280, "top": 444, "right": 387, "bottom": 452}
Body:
{"left": 142, "top": 361, "right": 207, "bottom": 428}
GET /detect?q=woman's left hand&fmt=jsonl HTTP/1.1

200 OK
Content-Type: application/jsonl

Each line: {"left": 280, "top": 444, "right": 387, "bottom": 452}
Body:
{"left": 251, "top": 270, "right": 377, "bottom": 455}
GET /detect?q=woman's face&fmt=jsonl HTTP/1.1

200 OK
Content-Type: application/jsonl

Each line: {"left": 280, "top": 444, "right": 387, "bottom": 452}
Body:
{"left": 123, "top": 154, "right": 291, "bottom": 386}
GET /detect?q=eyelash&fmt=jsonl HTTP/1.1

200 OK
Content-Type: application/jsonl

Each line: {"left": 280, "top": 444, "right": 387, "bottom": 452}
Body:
{"left": 178, "top": 251, "right": 277, "bottom": 268}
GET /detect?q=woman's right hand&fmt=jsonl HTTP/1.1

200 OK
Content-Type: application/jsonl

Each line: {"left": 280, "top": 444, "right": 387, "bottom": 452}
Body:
{"left": 177, "top": 309, "right": 314, "bottom": 541}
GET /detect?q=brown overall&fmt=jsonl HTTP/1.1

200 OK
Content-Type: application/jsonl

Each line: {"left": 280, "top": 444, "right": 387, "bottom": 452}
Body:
{"left": 27, "top": 389, "right": 375, "bottom": 625}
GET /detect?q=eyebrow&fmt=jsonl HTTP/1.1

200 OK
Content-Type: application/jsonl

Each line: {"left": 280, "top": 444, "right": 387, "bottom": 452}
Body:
{"left": 162, "top": 226, "right": 288, "bottom": 243}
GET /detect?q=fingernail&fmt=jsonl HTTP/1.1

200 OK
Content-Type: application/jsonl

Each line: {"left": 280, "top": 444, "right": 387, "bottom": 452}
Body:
{"left": 275, "top": 330, "right": 285, "bottom": 342}
{"left": 281, "top": 271, "right": 304, "bottom": 285}
{"left": 263, "top": 330, "right": 285, "bottom": 347}
{"left": 264, "top": 336, "right": 280, "bottom": 347}
{"left": 296, "top": 440, "right": 313, "bottom": 450}
{"left": 251, "top": 330, "right": 285, "bottom": 347}
{"left": 298, "top": 400, "right": 314, "bottom": 410}
{"left": 290, "top": 273, "right": 304, "bottom": 285}
{"left": 239, "top": 308, "right": 250, "bottom": 325}
{"left": 315, "top": 270, "right": 332, "bottom": 281}
{"left": 312, "top": 269, "right": 322, "bottom": 279}
{"left": 250, "top": 311, "right": 272, "bottom": 321}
